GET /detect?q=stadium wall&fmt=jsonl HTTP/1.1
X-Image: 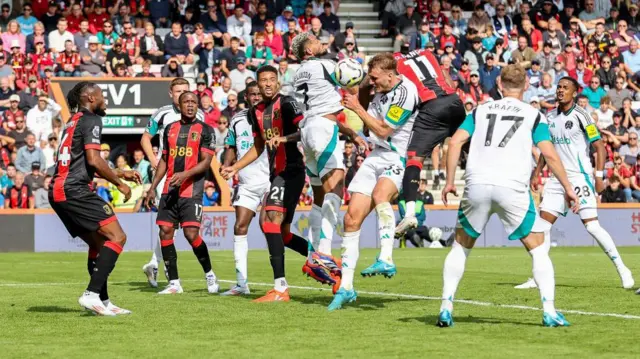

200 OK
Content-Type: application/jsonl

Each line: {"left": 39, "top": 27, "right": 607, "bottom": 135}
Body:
{"left": 2, "top": 205, "right": 640, "bottom": 252}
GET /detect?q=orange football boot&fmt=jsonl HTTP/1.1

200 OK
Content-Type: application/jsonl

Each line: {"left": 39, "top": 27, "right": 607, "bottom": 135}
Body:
{"left": 252, "top": 289, "right": 290, "bottom": 303}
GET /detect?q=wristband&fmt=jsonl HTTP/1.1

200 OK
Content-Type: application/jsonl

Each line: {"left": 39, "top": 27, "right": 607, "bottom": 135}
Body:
{"left": 595, "top": 171, "right": 604, "bottom": 179}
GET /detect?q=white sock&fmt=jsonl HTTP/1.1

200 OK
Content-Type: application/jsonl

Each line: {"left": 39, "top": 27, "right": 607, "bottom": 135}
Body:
{"left": 529, "top": 242, "right": 556, "bottom": 315}
{"left": 205, "top": 270, "right": 216, "bottom": 278}
{"left": 233, "top": 235, "right": 249, "bottom": 286}
{"left": 433, "top": 170, "right": 440, "bottom": 176}
{"left": 170, "top": 279, "right": 181, "bottom": 287}
{"left": 405, "top": 201, "right": 416, "bottom": 218}
{"left": 376, "top": 202, "right": 396, "bottom": 263}
{"left": 308, "top": 204, "right": 322, "bottom": 259}
{"left": 319, "top": 193, "right": 341, "bottom": 255}
{"left": 274, "top": 277, "right": 288, "bottom": 292}
{"left": 440, "top": 241, "right": 470, "bottom": 312}
{"left": 340, "top": 230, "right": 361, "bottom": 291}
{"left": 150, "top": 237, "right": 163, "bottom": 266}
{"left": 585, "top": 221, "right": 625, "bottom": 269}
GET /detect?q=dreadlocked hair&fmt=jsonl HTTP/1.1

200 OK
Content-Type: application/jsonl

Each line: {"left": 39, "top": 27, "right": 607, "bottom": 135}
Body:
{"left": 66, "top": 81, "right": 93, "bottom": 113}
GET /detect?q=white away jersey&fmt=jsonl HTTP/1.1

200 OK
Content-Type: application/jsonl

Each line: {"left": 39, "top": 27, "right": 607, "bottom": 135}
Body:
{"left": 293, "top": 58, "right": 343, "bottom": 126}
{"left": 225, "top": 109, "right": 269, "bottom": 185}
{"left": 462, "top": 97, "right": 551, "bottom": 190}
{"left": 366, "top": 76, "right": 419, "bottom": 156}
{"left": 547, "top": 104, "right": 600, "bottom": 177}
{"left": 146, "top": 104, "right": 205, "bottom": 152}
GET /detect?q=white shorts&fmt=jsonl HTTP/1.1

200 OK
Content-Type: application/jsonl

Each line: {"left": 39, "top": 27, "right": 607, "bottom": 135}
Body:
{"left": 232, "top": 182, "right": 270, "bottom": 213}
{"left": 347, "top": 148, "right": 404, "bottom": 197}
{"left": 300, "top": 116, "right": 344, "bottom": 186}
{"left": 540, "top": 176, "right": 597, "bottom": 220}
{"left": 457, "top": 184, "right": 538, "bottom": 240}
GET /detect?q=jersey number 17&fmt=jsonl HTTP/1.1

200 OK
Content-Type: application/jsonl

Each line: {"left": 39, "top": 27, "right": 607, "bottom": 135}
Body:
{"left": 484, "top": 114, "right": 524, "bottom": 147}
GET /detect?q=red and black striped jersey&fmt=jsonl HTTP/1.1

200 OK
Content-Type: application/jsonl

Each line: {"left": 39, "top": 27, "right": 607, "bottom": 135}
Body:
{"left": 249, "top": 94, "right": 304, "bottom": 177}
{"left": 50, "top": 109, "right": 103, "bottom": 202}
{"left": 8, "top": 185, "right": 32, "bottom": 208}
{"left": 161, "top": 120, "right": 215, "bottom": 200}
{"left": 395, "top": 49, "right": 455, "bottom": 103}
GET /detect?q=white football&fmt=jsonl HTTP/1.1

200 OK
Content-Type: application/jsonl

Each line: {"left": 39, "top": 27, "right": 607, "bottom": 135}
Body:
{"left": 335, "top": 58, "right": 365, "bottom": 88}
{"left": 429, "top": 227, "right": 443, "bottom": 242}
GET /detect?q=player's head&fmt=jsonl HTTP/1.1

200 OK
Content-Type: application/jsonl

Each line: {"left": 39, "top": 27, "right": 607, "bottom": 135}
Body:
{"left": 556, "top": 76, "right": 580, "bottom": 106}
{"left": 256, "top": 66, "right": 280, "bottom": 100}
{"left": 169, "top": 78, "right": 190, "bottom": 106}
{"left": 178, "top": 92, "right": 199, "bottom": 121}
{"left": 499, "top": 64, "right": 527, "bottom": 97}
{"left": 67, "top": 81, "right": 106, "bottom": 116}
{"left": 245, "top": 81, "right": 262, "bottom": 107}
{"left": 367, "top": 53, "right": 398, "bottom": 92}
{"left": 291, "top": 32, "right": 323, "bottom": 61}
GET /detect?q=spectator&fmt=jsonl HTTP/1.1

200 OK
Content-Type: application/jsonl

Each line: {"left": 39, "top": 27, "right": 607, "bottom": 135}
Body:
{"left": 15, "top": 133, "right": 45, "bottom": 173}
{"left": 620, "top": 133, "right": 640, "bottom": 166}
{"left": 79, "top": 35, "right": 106, "bottom": 77}
{"left": 4, "top": 171, "right": 33, "bottom": 209}
{"left": 468, "top": 5, "right": 491, "bottom": 34}
{"left": 607, "top": 76, "right": 633, "bottom": 109}
{"left": 278, "top": 59, "right": 295, "bottom": 96}
{"left": 542, "top": 18, "right": 567, "bottom": 55}
{"left": 3, "top": 94, "right": 23, "bottom": 131}
{"left": 0, "top": 129, "right": 15, "bottom": 164}
{"left": 449, "top": 5, "right": 467, "bottom": 37}
{"left": 209, "top": 60, "right": 225, "bottom": 87}
{"left": 394, "top": 3, "right": 420, "bottom": 52}
{"left": 596, "top": 55, "right": 616, "bottom": 90}
{"left": 246, "top": 32, "right": 274, "bottom": 70}
{"left": 188, "top": 22, "right": 209, "bottom": 51}
{"left": 201, "top": 95, "right": 221, "bottom": 128}
{"left": 105, "top": 38, "right": 132, "bottom": 77}
{"left": 65, "top": 3, "right": 84, "bottom": 34}
{"left": 26, "top": 95, "right": 59, "bottom": 147}
{"left": 213, "top": 116, "right": 228, "bottom": 159}
{"left": 132, "top": 149, "right": 151, "bottom": 184}
{"left": 263, "top": 19, "right": 284, "bottom": 61}
{"left": 161, "top": 57, "right": 184, "bottom": 77}
{"left": 629, "top": 5, "right": 640, "bottom": 32}
{"left": 623, "top": 40, "right": 640, "bottom": 74}
{"left": 16, "top": 5, "right": 37, "bottom": 36}
{"left": 97, "top": 20, "right": 119, "bottom": 54}
{"left": 42, "top": 132, "right": 57, "bottom": 171}
{"left": 582, "top": 76, "right": 606, "bottom": 109}
{"left": 607, "top": 112, "right": 629, "bottom": 146}
{"left": 282, "top": 19, "right": 299, "bottom": 63}
{"left": 194, "top": 34, "right": 221, "bottom": 78}
{"left": 0, "top": 163, "right": 15, "bottom": 194}
{"left": 88, "top": 2, "right": 110, "bottom": 36}
{"left": 56, "top": 40, "right": 81, "bottom": 77}
{"left": 221, "top": 93, "right": 240, "bottom": 123}
{"left": 18, "top": 76, "right": 41, "bottom": 111}
{"left": 595, "top": 96, "right": 614, "bottom": 129}
{"left": 578, "top": 0, "right": 605, "bottom": 31}
{"left": 601, "top": 175, "right": 626, "bottom": 203}
{"left": 48, "top": 18, "right": 73, "bottom": 53}
{"left": 34, "top": 174, "right": 50, "bottom": 208}
{"left": 612, "top": 21, "right": 634, "bottom": 53}
{"left": 252, "top": 2, "right": 270, "bottom": 34}
{"left": 464, "top": 37, "right": 486, "bottom": 71}
{"left": 41, "top": 1, "right": 61, "bottom": 33}
{"left": 24, "top": 161, "right": 44, "bottom": 192}
{"left": 0, "top": 78, "right": 14, "bottom": 112}
{"left": 275, "top": 6, "right": 297, "bottom": 33}
{"left": 229, "top": 57, "right": 255, "bottom": 93}
{"left": 8, "top": 116, "right": 30, "bottom": 150}
{"left": 378, "top": 0, "right": 410, "bottom": 38}
{"left": 227, "top": 6, "right": 252, "bottom": 47}
{"left": 318, "top": 2, "right": 339, "bottom": 35}
{"left": 308, "top": 17, "right": 329, "bottom": 42}
{"left": 480, "top": 53, "right": 500, "bottom": 91}
{"left": 135, "top": 59, "right": 156, "bottom": 78}
{"left": 213, "top": 78, "right": 233, "bottom": 111}
{"left": 112, "top": 3, "right": 133, "bottom": 34}
{"left": 627, "top": 155, "right": 640, "bottom": 202}
{"left": 26, "top": 22, "right": 48, "bottom": 54}
{"left": 548, "top": 58, "right": 567, "bottom": 85}
{"left": 298, "top": 3, "right": 315, "bottom": 32}
{"left": 333, "top": 21, "right": 359, "bottom": 53}
{"left": 201, "top": 1, "right": 229, "bottom": 47}
{"left": 0, "top": 5, "right": 10, "bottom": 32}
{"left": 569, "top": 57, "right": 593, "bottom": 89}
{"left": 221, "top": 37, "right": 246, "bottom": 76}
{"left": 465, "top": 70, "right": 484, "bottom": 104}
{"left": 120, "top": 22, "right": 141, "bottom": 64}
{"left": 73, "top": 20, "right": 92, "bottom": 53}
{"left": 164, "top": 22, "right": 193, "bottom": 64}
{"left": 338, "top": 37, "right": 363, "bottom": 63}
{"left": 148, "top": 0, "right": 171, "bottom": 28}
{"left": 492, "top": 2, "right": 512, "bottom": 36}
{"left": 100, "top": 143, "right": 115, "bottom": 169}
{"left": 194, "top": 78, "right": 214, "bottom": 101}
{"left": 140, "top": 22, "right": 165, "bottom": 65}
{"left": 2, "top": 20, "right": 25, "bottom": 53}
{"left": 576, "top": 94, "right": 594, "bottom": 113}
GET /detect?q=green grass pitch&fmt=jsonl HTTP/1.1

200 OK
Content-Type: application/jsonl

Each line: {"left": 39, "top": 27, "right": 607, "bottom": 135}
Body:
{"left": 1, "top": 247, "right": 640, "bottom": 358}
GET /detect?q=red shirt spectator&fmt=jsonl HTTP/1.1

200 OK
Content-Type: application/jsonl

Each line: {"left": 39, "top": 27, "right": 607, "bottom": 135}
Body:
{"left": 40, "top": 68, "right": 53, "bottom": 93}
{"left": 210, "top": 71, "right": 225, "bottom": 88}
{"left": 438, "top": 33, "right": 457, "bottom": 51}
{"left": 425, "top": 11, "right": 448, "bottom": 37}
{"left": 222, "top": 0, "right": 242, "bottom": 17}
{"left": 264, "top": 20, "right": 284, "bottom": 57}
{"left": 129, "top": 0, "right": 150, "bottom": 16}
{"left": 298, "top": 15, "right": 316, "bottom": 32}
{"left": 6, "top": 183, "right": 33, "bottom": 209}
{"left": 416, "top": 0, "right": 429, "bottom": 17}
{"left": 88, "top": 8, "right": 110, "bottom": 34}
{"left": 30, "top": 47, "right": 55, "bottom": 72}
{"left": 3, "top": 97, "right": 23, "bottom": 130}
{"left": 568, "top": 29, "right": 585, "bottom": 53}
{"left": 15, "top": 59, "right": 38, "bottom": 91}
{"left": 56, "top": 46, "right": 81, "bottom": 73}
{"left": 584, "top": 51, "right": 600, "bottom": 71}
{"left": 194, "top": 87, "right": 214, "bottom": 100}
{"left": 202, "top": 106, "right": 221, "bottom": 128}
{"left": 568, "top": 66, "right": 593, "bottom": 90}
{"left": 31, "top": 0, "right": 49, "bottom": 19}
{"left": 121, "top": 32, "right": 140, "bottom": 59}
{"left": 66, "top": 4, "right": 85, "bottom": 34}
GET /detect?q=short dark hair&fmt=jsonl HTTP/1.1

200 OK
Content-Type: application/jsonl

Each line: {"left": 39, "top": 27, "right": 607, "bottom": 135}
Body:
{"left": 256, "top": 65, "right": 278, "bottom": 79}
{"left": 230, "top": 36, "right": 240, "bottom": 43}
{"left": 1, "top": 4, "right": 10, "bottom": 9}
{"left": 560, "top": 76, "right": 580, "bottom": 92}
{"left": 245, "top": 81, "right": 258, "bottom": 91}
{"left": 178, "top": 91, "right": 197, "bottom": 104}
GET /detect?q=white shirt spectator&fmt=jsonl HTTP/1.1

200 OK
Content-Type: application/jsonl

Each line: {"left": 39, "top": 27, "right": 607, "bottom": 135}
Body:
{"left": 213, "top": 87, "right": 233, "bottom": 111}
{"left": 227, "top": 14, "right": 252, "bottom": 46}
{"left": 229, "top": 68, "right": 255, "bottom": 93}
{"left": 48, "top": 29, "right": 75, "bottom": 53}
{"left": 26, "top": 99, "right": 61, "bottom": 146}
{"left": 595, "top": 107, "right": 614, "bottom": 129}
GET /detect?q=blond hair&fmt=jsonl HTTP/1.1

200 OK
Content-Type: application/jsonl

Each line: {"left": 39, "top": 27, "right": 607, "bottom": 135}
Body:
{"left": 500, "top": 64, "right": 526, "bottom": 92}
{"left": 367, "top": 53, "right": 397, "bottom": 73}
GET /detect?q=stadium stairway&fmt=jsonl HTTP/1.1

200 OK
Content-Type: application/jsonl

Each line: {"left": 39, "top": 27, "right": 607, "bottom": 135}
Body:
{"left": 338, "top": 0, "right": 394, "bottom": 58}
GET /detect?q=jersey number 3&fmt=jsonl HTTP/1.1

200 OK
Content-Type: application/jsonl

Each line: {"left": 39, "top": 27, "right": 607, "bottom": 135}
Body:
{"left": 484, "top": 114, "right": 524, "bottom": 147}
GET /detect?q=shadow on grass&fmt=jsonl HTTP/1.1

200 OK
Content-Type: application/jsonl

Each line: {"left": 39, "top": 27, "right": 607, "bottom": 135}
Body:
{"left": 112, "top": 281, "right": 164, "bottom": 293}
{"left": 494, "top": 282, "right": 586, "bottom": 289}
{"left": 294, "top": 293, "right": 418, "bottom": 310}
{"left": 399, "top": 315, "right": 540, "bottom": 327}
{"left": 27, "top": 306, "right": 84, "bottom": 314}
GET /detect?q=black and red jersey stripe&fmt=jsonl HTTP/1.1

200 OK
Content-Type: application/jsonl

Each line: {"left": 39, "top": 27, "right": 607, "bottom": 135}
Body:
{"left": 8, "top": 185, "right": 32, "bottom": 208}
{"left": 395, "top": 49, "right": 455, "bottom": 103}
{"left": 162, "top": 120, "right": 215, "bottom": 200}
{"left": 249, "top": 94, "right": 304, "bottom": 177}
{"left": 50, "top": 109, "right": 103, "bottom": 202}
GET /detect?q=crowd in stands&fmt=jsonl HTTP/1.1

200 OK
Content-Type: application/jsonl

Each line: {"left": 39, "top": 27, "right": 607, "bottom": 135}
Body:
{"left": 3, "top": 0, "right": 640, "bottom": 209}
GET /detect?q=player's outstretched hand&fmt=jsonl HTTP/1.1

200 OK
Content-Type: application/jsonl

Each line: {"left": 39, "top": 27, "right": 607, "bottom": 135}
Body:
{"left": 343, "top": 92, "right": 361, "bottom": 111}
{"left": 122, "top": 170, "right": 143, "bottom": 184}
{"left": 530, "top": 175, "right": 539, "bottom": 191}
{"left": 266, "top": 136, "right": 286, "bottom": 150}
{"left": 354, "top": 136, "right": 367, "bottom": 152}
{"left": 441, "top": 183, "right": 458, "bottom": 206}
{"left": 220, "top": 166, "right": 237, "bottom": 180}
{"left": 118, "top": 183, "right": 132, "bottom": 203}
{"left": 595, "top": 177, "right": 605, "bottom": 194}
{"left": 169, "top": 172, "right": 189, "bottom": 187}
{"left": 144, "top": 189, "right": 156, "bottom": 209}
{"left": 565, "top": 189, "right": 580, "bottom": 214}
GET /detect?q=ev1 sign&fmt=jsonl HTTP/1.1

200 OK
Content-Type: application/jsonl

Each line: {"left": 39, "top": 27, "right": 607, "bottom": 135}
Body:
{"left": 97, "top": 83, "right": 141, "bottom": 106}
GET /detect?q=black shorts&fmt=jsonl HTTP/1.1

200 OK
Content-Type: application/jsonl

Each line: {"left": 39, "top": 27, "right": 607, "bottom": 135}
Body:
{"left": 49, "top": 191, "right": 117, "bottom": 238}
{"left": 407, "top": 94, "right": 466, "bottom": 158}
{"left": 156, "top": 195, "right": 203, "bottom": 228}
{"left": 264, "top": 168, "right": 306, "bottom": 225}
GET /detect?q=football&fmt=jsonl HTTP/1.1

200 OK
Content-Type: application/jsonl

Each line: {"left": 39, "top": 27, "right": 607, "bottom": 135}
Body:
{"left": 335, "top": 58, "right": 365, "bottom": 88}
{"left": 429, "top": 227, "right": 443, "bottom": 242}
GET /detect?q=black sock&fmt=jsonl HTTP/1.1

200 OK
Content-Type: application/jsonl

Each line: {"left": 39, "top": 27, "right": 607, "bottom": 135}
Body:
{"left": 191, "top": 236, "right": 212, "bottom": 273}
{"left": 283, "top": 232, "right": 308, "bottom": 257}
{"left": 402, "top": 160, "right": 423, "bottom": 203}
{"left": 86, "top": 252, "right": 108, "bottom": 300}
{"left": 161, "top": 239, "right": 179, "bottom": 281}
{"left": 263, "top": 222, "right": 285, "bottom": 279}
{"left": 87, "top": 242, "right": 122, "bottom": 294}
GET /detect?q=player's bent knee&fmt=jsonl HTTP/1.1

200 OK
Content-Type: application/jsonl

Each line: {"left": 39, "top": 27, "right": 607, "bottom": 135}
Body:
{"left": 159, "top": 225, "right": 174, "bottom": 238}
{"left": 234, "top": 224, "right": 249, "bottom": 236}
{"left": 344, "top": 211, "right": 363, "bottom": 232}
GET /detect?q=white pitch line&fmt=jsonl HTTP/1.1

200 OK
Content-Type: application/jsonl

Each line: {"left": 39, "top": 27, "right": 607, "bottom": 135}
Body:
{"left": 2, "top": 279, "right": 640, "bottom": 320}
